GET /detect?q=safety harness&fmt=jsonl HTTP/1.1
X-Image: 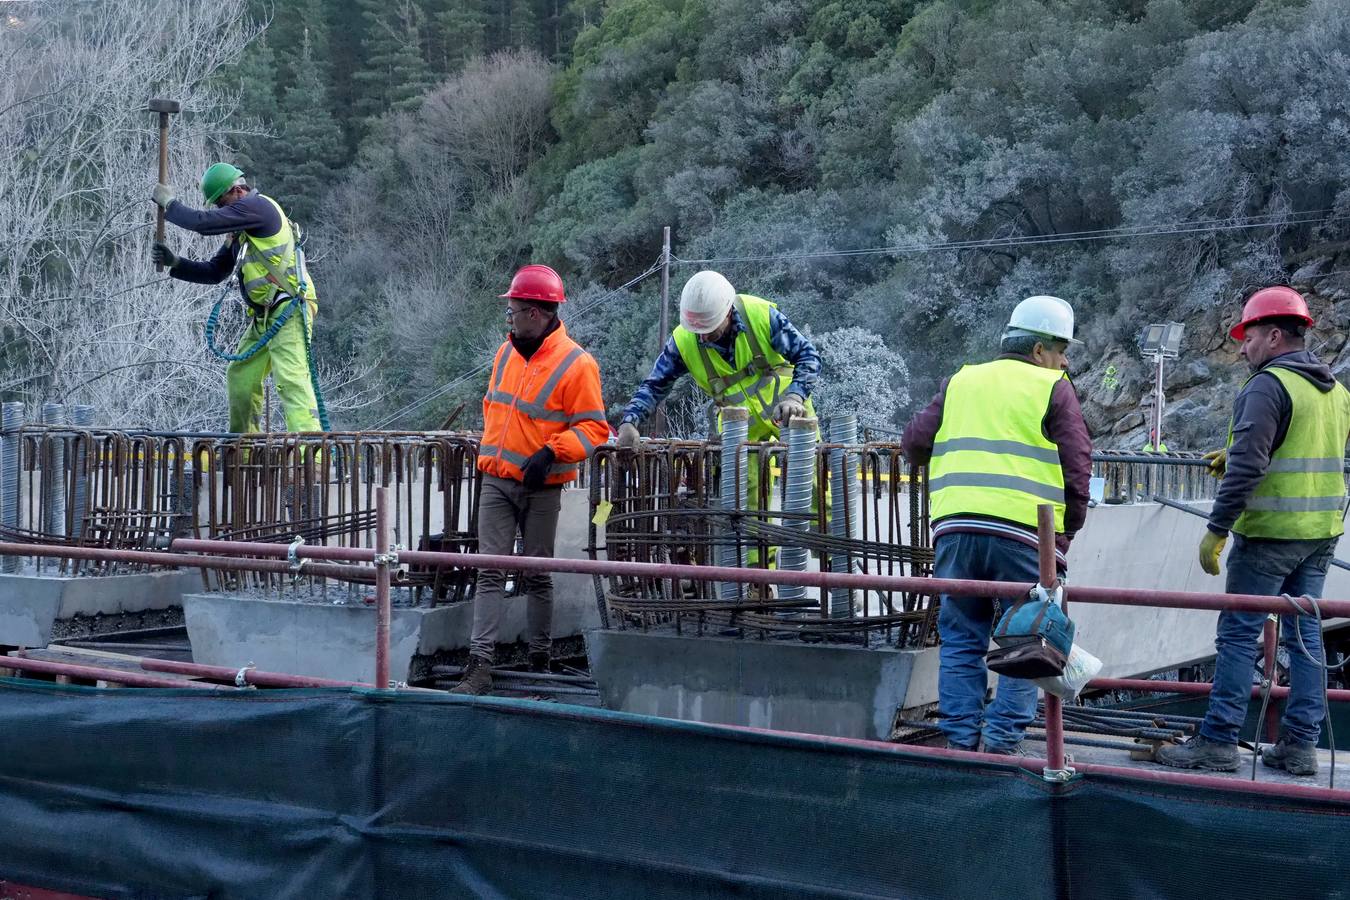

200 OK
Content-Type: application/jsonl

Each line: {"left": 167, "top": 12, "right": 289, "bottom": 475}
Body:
{"left": 204, "top": 218, "right": 331, "bottom": 430}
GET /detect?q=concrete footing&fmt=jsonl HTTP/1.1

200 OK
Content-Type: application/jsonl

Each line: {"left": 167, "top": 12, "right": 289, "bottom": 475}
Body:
{"left": 184, "top": 593, "right": 469, "bottom": 684}
{"left": 587, "top": 630, "right": 944, "bottom": 741}
{"left": 0, "top": 570, "right": 202, "bottom": 647}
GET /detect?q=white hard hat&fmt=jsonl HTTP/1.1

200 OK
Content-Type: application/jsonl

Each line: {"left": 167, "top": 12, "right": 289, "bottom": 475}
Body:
{"left": 1005, "top": 295, "right": 1080, "bottom": 344}
{"left": 679, "top": 271, "right": 736, "bottom": 334}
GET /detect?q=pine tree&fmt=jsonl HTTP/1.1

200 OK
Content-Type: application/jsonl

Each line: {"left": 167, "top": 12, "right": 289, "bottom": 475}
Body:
{"left": 425, "top": 0, "right": 488, "bottom": 73}
{"left": 507, "top": 0, "right": 539, "bottom": 49}
{"left": 232, "top": 36, "right": 280, "bottom": 178}
{"left": 270, "top": 30, "right": 344, "bottom": 223}
{"left": 352, "top": 0, "right": 434, "bottom": 126}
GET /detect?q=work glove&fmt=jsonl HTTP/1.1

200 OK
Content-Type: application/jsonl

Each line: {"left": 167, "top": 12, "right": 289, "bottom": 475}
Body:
{"left": 616, "top": 422, "right": 640, "bottom": 451}
{"left": 1199, "top": 529, "right": 1227, "bottom": 576}
{"left": 1202, "top": 448, "right": 1227, "bottom": 479}
{"left": 152, "top": 183, "right": 175, "bottom": 209}
{"left": 771, "top": 392, "right": 807, "bottom": 425}
{"left": 151, "top": 242, "right": 178, "bottom": 269}
{"left": 521, "top": 446, "right": 555, "bottom": 490}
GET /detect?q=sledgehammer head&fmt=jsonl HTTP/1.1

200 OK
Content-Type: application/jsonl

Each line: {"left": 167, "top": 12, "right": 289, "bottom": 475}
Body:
{"left": 147, "top": 98, "right": 181, "bottom": 114}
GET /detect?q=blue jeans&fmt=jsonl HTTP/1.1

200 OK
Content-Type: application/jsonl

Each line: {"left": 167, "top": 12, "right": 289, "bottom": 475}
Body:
{"left": 935, "top": 532, "right": 1044, "bottom": 751}
{"left": 1199, "top": 533, "right": 1336, "bottom": 746}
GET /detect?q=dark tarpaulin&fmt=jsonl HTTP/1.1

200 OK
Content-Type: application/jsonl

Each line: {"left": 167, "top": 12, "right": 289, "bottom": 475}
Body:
{"left": 0, "top": 679, "right": 1345, "bottom": 898}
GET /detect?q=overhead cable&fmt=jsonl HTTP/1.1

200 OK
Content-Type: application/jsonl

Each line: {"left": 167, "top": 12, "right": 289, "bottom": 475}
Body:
{"left": 672, "top": 209, "right": 1348, "bottom": 266}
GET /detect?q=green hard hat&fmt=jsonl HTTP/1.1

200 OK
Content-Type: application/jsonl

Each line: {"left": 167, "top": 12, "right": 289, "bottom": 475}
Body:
{"left": 201, "top": 162, "right": 245, "bottom": 204}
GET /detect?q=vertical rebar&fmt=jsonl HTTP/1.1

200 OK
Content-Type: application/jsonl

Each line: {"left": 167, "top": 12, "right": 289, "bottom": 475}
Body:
{"left": 375, "top": 486, "right": 391, "bottom": 689}
{"left": 777, "top": 415, "right": 817, "bottom": 603}
{"left": 71, "top": 405, "right": 94, "bottom": 542}
{"left": 828, "top": 414, "right": 859, "bottom": 618}
{"left": 1, "top": 403, "right": 23, "bottom": 573}
{"left": 42, "top": 403, "right": 66, "bottom": 544}
{"left": 717, "top": 407, "right": 749, "bottom": 601}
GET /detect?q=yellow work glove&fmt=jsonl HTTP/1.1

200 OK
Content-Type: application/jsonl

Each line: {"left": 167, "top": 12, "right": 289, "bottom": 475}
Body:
{"left": 1202, "top": 448, "right": 1226, "bottom": 479}
{"left": 1199, "top": 530, "right": 1227, "bottom": 576}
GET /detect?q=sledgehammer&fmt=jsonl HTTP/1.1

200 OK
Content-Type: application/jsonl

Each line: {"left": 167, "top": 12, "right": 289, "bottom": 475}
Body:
{"left": 147, "top": 97, "right": 180, "bottom": 271}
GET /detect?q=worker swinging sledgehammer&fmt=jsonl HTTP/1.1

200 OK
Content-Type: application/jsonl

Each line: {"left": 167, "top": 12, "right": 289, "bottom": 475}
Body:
{"left": 616, "top": 270, "right": 822, "bottom": 571}
{"left": 151, "top": 163, "right": 323, "bottom": 433}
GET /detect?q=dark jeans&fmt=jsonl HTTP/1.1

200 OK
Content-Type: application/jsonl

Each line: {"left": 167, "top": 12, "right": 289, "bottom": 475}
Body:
{"left": 1199, "top": 533, "right": 1336, "bottom": 746}
{"left": 468, "top": 474, "right": 563, "bottom": 663}
{"left": 934, "top": 532, "right": 1044, "bottom": 751}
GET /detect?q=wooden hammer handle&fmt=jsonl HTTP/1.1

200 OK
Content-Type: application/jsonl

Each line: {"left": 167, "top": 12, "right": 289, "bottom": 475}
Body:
{"left": 155, "top": 112, "right": 169, "bottom": 270}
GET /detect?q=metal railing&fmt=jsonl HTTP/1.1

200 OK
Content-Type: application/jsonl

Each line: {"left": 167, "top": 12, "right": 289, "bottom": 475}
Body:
{"left": 0, "top": 493, "right": 1346, "bottom": 799}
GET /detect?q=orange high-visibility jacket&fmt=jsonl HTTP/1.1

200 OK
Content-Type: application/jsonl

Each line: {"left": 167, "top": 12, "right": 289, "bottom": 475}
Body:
{"left": 479, "top": 322, "right": 609, "bottom": 486}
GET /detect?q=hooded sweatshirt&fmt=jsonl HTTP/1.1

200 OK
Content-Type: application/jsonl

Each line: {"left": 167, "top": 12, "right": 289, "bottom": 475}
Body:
{"left": 1208, "top": 349, "right": 1340, "bottom": 536}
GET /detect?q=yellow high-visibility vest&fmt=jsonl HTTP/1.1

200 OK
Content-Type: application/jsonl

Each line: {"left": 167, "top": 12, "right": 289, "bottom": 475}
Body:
{"left": 1229, "top": 366, "right": 1350, "bottom": 540}
{"left": 929, "top": 358, "right": 1067, "bottom": 531}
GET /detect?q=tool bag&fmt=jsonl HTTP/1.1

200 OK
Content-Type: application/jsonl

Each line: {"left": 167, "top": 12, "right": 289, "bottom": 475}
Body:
{"left": 986, "top": 583, "right": 1075, "bottom": 679}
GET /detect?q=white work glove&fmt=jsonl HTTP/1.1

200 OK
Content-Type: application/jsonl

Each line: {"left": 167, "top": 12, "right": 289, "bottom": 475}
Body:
{"left": 152, "top": 183, "right": 175, "bottom": 209}
{"left": 772, "top": 393, "right": 807, "bottom": 425}
{"left": 616, "top": 422, "right": 640, "bottom": 451}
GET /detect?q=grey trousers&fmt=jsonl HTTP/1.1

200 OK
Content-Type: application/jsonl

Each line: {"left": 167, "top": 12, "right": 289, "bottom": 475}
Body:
{"left": 469, "top": 473, "right": 563, "bottom": 662}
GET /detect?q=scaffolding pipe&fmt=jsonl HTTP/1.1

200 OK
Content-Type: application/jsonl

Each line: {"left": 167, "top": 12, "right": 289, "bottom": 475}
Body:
{"left": 1087, "top": 677, "right": 1350, "bottom": 703}
{"left": 375, "top": 486, "right": 392, "bottom": 689}
{"left": 828, "top": 414, "right": 859, "bottom": 617}
{"left": 0, "top": 402, "right": 21, "bottom": 574}
{"left": 163, "top": 538, "right": 1350, "bottom": 618}
{"left": 776, "top": 415, "right": 817, "bottom": 602}
{"left": 1038, "top": 504, "right": 1067, "bottom": 778}
{"left": 717, "top": 407, "right": 749, "bottom": 601}
{"left": 3, "top": 654, "right": 223, "bottom": 690}
{"left": 139, "top": 657, "right": 369, "bottom": 688}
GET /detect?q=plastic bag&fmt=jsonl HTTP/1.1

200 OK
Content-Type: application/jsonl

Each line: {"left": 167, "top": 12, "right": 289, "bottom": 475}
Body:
{"left": 1033, "top": 643, "right": 1103, "bottom": 700}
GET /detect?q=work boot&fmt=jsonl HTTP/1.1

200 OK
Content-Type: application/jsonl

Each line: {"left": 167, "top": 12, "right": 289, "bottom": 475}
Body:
{"left": 982, "top": 741, "right": 1030, "bottom": 758}
{"left": 1262, "top": 737, "right": 1319, "bottom": 777}
{"left": 1155, "top": 734, "right": 1239, "bottom": 772}
{"left": 451, "top": 656, "right": 493, "bottom": 696}
{"left": 528, "top": 650, "right": 551, "bottom": 674}
{"left": 946, "top": 740, "right": 979, "bottom": 752}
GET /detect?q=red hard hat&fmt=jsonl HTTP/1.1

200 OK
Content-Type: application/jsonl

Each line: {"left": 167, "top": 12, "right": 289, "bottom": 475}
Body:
{"left": 1229, "top": 286, "right": 1312, "bottom": 340}
{"left": 500, "top": 264, "right": 565, "bottom": 303}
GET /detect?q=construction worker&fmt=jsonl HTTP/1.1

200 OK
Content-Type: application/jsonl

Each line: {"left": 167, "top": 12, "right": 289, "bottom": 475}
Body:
{"left": 151, "top": 163, "right": 321, "bottom": 433}
{"left": 616, "top": 271, "right": 820, "bottom": 565}
{"left": 902, "top": 295, "right": 1092, "bottom": 754}
{"left": 453, "top": 265, "right": 609, "bottom": 696}
{"left": 1141, "top": 428, "right": 1168, "bottom": 453}
{"left": 1157, "top": 286, "right": 1350, "bottom": 776}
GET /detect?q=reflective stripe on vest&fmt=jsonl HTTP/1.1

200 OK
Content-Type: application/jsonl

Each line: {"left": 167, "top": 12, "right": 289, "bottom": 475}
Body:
{"left": 1229, "top": 366, "right": 1350, "bottom": 540}
{"left": 929, "top": 358, "right": 1067, "bottom": 531}
{"left": 237, "top": 194, "right": 317, "bottom": 307}
{"left": 671, "top": 294, "right": 813, "bottom": 441}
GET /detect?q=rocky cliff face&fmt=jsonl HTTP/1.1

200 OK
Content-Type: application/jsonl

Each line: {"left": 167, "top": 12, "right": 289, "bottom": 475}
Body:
{"left": 1076, "top": 262, "right": 1350, "bottom": 452}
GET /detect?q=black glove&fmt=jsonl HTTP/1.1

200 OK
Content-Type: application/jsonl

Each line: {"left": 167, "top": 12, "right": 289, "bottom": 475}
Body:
{"left": 521, "top": 446, "right": 555, "bottom": 489}
{"left": 152, "top": 242, "right": 178, "bottom": 269}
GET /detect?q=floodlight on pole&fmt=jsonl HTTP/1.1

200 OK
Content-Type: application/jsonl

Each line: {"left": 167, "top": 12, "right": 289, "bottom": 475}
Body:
{"left": 1140, "top": 321, "right": 1185, "bottom": 450}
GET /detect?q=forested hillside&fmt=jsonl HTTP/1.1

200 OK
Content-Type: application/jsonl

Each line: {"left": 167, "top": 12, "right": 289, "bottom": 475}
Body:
{"left": 5, "top": 0, "right": 1349, "bottom": 445}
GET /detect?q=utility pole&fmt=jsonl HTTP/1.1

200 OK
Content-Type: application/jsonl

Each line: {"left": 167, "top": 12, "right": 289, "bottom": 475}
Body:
{"left": 652, "top": 226, "right": 672, "bottom": 436}
{"left": 658, "top": 226, "right": 672, "bottom": 350}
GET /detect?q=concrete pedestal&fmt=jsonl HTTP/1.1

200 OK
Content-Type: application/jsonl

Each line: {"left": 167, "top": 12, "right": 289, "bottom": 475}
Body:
{"left": 0, "top": 570, "right": 202, "bottom": 647}
{"left": 588, "top": 630, "right": 945, "bottom": 741}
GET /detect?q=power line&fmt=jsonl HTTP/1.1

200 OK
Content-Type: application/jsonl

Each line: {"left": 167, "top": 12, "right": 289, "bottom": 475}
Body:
{"left": 373, "top": 258, "right": 664, "bottom": 429}
{"left": 672, "top": 209, "right": 1348, "bottom": 267}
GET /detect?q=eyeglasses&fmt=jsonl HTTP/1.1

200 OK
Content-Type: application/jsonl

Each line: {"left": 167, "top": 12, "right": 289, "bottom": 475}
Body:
{"left": 505, "top": 307, "right": 535, "bottom": 321}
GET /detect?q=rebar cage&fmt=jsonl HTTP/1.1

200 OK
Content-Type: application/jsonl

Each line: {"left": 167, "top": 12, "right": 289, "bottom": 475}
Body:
{"left": 587, "top": 439, "right": 937, "bottom": 647}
